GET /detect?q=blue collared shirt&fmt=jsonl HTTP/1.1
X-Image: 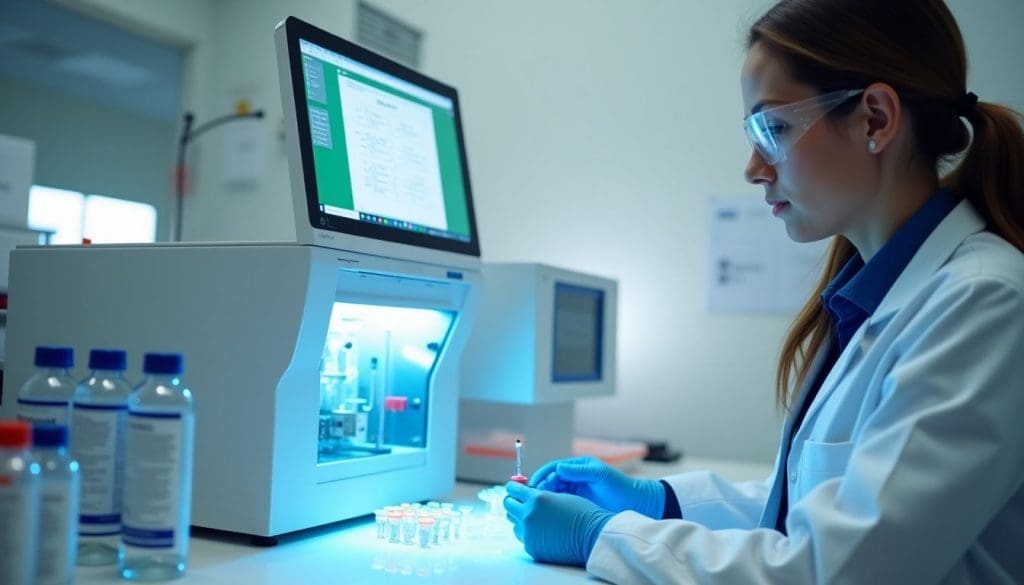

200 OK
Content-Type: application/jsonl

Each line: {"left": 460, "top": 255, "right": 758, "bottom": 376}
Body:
{"left": 821, "top": 187, "right": 959, "bottom": 355}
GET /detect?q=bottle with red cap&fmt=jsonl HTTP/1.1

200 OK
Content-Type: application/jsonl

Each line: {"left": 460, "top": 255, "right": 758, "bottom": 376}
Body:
{"left": 0, "top": 420, "right": 41, "bottom": 585}
{"left": 17, "top": 346, "right": 77, "bottom": 427}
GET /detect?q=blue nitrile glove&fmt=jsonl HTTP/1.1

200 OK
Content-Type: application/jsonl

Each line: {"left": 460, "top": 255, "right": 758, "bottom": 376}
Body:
{"left": 504, "top": 481, "right": 615, "bottom": 566}
{"left": 529, "top": 456, "right": 665, "bottom": 519}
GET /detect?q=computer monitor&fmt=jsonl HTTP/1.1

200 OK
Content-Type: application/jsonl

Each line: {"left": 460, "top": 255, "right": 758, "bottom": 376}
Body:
{"left": 276, "top": 17, "right": 480, "bottom": 267}
{"left": 460, "top": 263, "right": 618, "bottom": 404}
{"left": 552, "top": 282, "right": 605, "bottom": 382}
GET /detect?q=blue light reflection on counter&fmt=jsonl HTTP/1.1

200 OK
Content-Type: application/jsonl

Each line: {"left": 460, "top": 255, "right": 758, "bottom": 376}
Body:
{"left": 355, "top": 509, "right": 534, "bottom": 582}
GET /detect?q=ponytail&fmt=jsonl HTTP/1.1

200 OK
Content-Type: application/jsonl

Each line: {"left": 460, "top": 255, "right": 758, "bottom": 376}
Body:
{"left": 943, "top": 103, "right": 1024, "bottom": 251}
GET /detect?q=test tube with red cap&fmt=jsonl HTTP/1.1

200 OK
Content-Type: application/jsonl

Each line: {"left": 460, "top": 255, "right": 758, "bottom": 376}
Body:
{"left": 377, "top": 396, "right": 407, "bottom": 449}
{"left": 510, "top": 439, "right": 528, "bottom": 484}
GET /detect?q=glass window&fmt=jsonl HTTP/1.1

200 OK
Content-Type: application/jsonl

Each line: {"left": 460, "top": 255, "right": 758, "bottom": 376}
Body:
{"left": 28, "top": 185, "right": 157, "bottom": 244}
{"left": 83, "top": 194, "right": 157, "bottom": 243}
{"left": 27, "top": 185, "right": 84, "bottom": 244}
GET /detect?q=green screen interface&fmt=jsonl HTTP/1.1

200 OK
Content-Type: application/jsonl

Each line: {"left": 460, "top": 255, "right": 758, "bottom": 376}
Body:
{"left": 299, "top": 39, "right": 471, "bottom": 242}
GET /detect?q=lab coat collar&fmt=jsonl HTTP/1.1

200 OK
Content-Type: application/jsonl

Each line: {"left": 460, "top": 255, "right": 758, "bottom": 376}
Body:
{"left": 824, "top": 188, "right": 958, "bottom": 324}
{"left": 760, "top": 199, "right": 985, "bottom": 529}
{"left": 869, "top": 199, "right": 985, "bottom": 320}
{"left": 799, "top": 200, "right": 984, "bottom": 428}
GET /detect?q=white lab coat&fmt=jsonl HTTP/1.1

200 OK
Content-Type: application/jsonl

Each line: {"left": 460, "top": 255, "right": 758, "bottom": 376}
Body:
{"left": 588, "top": 200, "right": 1024, "bottom": 584}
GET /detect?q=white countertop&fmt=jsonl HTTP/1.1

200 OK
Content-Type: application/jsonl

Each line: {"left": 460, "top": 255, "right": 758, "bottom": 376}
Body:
{"left": 75, "top": 457, "right": 774, "bottom": 584}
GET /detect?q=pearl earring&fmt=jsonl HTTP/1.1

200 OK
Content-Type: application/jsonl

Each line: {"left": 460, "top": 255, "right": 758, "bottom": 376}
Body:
{"left": 868, "top": 139, "right": 877, "bottom": 152}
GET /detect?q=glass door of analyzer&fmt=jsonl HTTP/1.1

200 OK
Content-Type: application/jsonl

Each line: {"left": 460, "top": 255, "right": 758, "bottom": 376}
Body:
{"left": 316, "top": 301, "right": 453, "bottom": 465}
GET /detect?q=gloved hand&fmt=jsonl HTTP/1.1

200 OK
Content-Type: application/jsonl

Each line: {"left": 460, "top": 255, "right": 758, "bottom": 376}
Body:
{"left": 504, "top": 481, "right": 614, "bottom": 566}
{"left": 529, "top": 456, "right": 665, "bottom": 519}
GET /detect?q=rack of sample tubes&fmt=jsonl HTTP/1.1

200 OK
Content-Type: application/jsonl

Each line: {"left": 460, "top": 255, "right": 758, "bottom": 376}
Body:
{"left": 375, "top": 487, "right": 512, "bottom": 548}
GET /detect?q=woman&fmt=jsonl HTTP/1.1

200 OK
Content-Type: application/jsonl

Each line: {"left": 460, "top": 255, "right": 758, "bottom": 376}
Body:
{"left": 503, "top": 0, "right": 1024, "bottom": 582}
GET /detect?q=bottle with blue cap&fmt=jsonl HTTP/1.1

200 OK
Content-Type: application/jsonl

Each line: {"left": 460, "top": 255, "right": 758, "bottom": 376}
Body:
{"left": 72, "top": 348, "right": 132, "bottom": 566}
{"left": 32, "top": 423, "right": 80, "bottom": 585}
{"left": 119, "top": 352, "right": 195, "bottom": 581}
{"left": 0, "top": 420, "right": 41, "bottom": 585}
{"left": 16, "top": 346, "right": 77, "bottom": 427}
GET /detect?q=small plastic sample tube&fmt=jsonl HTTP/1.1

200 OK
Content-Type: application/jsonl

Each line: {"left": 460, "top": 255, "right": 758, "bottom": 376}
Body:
{"left": 457, "top": 505, "right": 473, "bottom": 538}
{"left": 486, "top": 487, "right": 505, "bottom": 517}
{"left": 515, "top": 439, "right": 522, "bottom": 474}
{"left": 451, "top": 515, "right": 462, "bottom": 540}
{"left": 511, "top": 439, "right": 528, "bottom": 484}
{"left": 374, "top": 509, "right": 387, "bottom": 539}
{"left": 402, "top": 510, "right": 417, "bottom": 545}
{"left": 418, "top": 515, "right": 436, "bottom": 548}
{"left": 438, "top": 510, "right": 452, "bottom": 541}
{"left": 439, "top": 504, "right": 454, "bottom": 540}
{"left": 387, "top": 510, "right": 403, "bottom": 543}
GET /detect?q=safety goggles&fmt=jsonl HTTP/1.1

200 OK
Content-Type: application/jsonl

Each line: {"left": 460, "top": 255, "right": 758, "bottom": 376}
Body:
{"left": 743, "top": 89, "right": 864, "bottom": 165}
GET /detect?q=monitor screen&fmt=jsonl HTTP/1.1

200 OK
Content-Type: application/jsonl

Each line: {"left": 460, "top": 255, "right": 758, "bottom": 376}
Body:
{"left": 552, "top": 282, "right": 604, "bottom": 382}
{"left": 280, "top": 17, "right": 479, "bottom": 256}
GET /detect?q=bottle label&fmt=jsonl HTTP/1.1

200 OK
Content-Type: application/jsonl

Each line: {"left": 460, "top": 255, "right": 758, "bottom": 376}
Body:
{"left": 16, "top": 399, "right": 70, "bottom": 426}
{"left": 72, "top": 403, "right": 128, "bottom": 536}
{"left": 0, "top": 476, "right": 40, "bottom": 584}
{"left": 122, "top": 412, "right": 194, "bottom": 549}
{"left": 37, "top": 477, "right": 77, "bottom": 583}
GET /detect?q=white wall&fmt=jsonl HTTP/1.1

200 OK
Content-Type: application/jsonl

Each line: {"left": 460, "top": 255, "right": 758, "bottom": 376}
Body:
{"left": 198, "top": 0, "right": 786, "bottom": 463}
{"left": 57, "top": 0, "right": 222, "bottom": 241}
{"left": 61, "top": 0, "right": 1024, "bottom": 463}
{"left": 0, "top": 76, "right": 175, "bottom": 237}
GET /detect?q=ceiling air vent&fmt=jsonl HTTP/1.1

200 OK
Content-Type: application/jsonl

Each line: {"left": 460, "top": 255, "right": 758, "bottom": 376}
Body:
{"left": 356, "top": 1, "right": 422, "bottom": 69}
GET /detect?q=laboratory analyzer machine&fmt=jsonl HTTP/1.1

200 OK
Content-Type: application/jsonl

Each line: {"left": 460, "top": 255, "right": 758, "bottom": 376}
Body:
{"left": 458, "top": 263, "right": 618, "bottom": 483}
{"left": 2, "top": 16, "right": 482, "bottom": 540}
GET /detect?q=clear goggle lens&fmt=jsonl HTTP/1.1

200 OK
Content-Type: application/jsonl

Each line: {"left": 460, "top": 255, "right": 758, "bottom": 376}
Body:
{"left": 743, "top": 89, "right": 864, "bottom": 165}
